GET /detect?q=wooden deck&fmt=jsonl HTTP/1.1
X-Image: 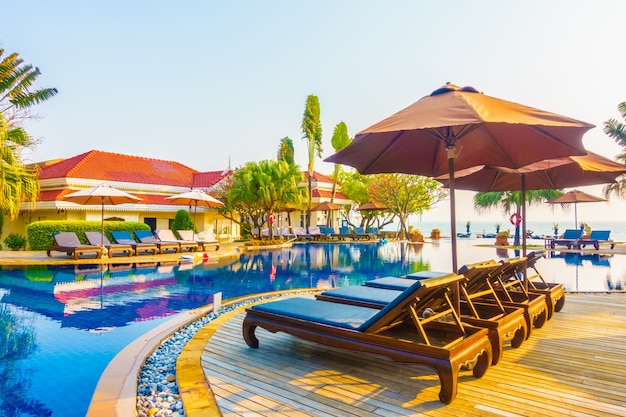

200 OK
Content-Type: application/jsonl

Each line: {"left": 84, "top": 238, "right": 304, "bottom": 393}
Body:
{"left": 200, "top": 294, "right": 626, "bottom": 416}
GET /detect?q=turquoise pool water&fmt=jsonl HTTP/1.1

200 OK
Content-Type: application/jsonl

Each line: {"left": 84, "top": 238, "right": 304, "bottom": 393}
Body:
{"left": 0, "top": 240, "right": 623, "bottom": 416}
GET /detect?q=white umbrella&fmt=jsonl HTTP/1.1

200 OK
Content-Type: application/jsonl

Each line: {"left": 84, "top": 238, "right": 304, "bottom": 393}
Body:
{"left": 64, "top": 184, "right": 142, "bottom": 255}
{"left": 165, "top": 189, "right": 224, "bottom": 233}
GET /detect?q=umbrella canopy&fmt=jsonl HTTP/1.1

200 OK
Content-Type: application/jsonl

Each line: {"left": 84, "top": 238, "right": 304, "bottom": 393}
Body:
{"left": 437, "top": 151, "right": 626, "bottom": 192}
{"left": 547, "top": 190, "right": 606, "bottom": 229}
{"left": 310, "top": 202, "right": 341, "bottom": 212}
{"left": 356, "top": 202, "right": 388, "bottom": 211}
{"left": 64, "top": 184, "right": 142, "bottom": 254}
{"left": 325, "top": 82, "right": 594, "bottom": 272}
{"left": 166, "top": 189, "right": 224, "bottom": 233}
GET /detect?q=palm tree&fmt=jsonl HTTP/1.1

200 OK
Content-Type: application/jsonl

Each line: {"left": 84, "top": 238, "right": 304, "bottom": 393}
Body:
{"left": 277, "top": 137, "right": 295, "bottom": 165}
{"left": 0, "top": 113, "right": 39, "bottom": 220}
{"left": 301, "top": 94, "right": 322, "bottom": 227}
{"left": 0, "top": 48, "right": 58, "bottom": 124}
{"left": 474, "top": 190, "right": 562, "bottom": 245}
{"left": 603, "top": 101, "right": 626, "bottom": 199}
{"left": 329, "top": 121, "right": 351, "bottom": 203}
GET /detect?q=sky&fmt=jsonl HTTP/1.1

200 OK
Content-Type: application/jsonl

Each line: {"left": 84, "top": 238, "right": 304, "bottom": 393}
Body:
{"left": 3, "top": 1, "right": 626, "bottom": 223}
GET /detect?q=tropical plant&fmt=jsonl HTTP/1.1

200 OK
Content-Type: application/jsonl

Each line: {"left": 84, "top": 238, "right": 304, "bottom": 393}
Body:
{"left": 369, "top": 173, "right": 446, "bottom": 239}
{"left": 228, "top": 160, "right": 305, "bottom": 239}
{"left": 603, "top": 101, "right": 626, "bottom": 199}
{"left": 0, "top": 48, "right": 58, "bottom": 124}
{"left": 329, "top": 121, "right": 351, "bottom": 203}
{"left": 301, "top": 94, "right": 322, "bottom": 227}
{"left": 277, "top": 136, "right": 294, "bottom": 165}
{"left": 0, "top": 113, "right": 40, "bottom": 220}
{"left": 3, "top": 232, "right": 27, "bottom": 250}
{"left": 474, "top": 190, "right": 563, "bottom": 245}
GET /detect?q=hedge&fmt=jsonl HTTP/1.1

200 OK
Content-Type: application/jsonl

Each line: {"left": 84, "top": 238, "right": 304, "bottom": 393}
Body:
{"left": 26, "top": 220, "right": 151, "bottom": 250}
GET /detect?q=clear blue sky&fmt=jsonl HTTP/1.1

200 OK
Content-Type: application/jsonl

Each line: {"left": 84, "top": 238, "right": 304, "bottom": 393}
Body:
{"left": 3, "top": 1, "right": 626, "bottom": 222}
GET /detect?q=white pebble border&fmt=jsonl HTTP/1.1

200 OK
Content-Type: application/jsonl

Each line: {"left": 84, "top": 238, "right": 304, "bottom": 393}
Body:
{"left": 135, "top": 293, "right": 296, "bottom": 417}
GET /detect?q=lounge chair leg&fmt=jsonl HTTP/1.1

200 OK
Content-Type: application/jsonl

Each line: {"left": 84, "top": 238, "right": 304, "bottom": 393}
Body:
{"left": 533, "top": 308, "right": 547, "bottom": 329}
{"left": 433, "top": 364, "right": 457, "bottom": 404}
{"left": 242, "top": 319, "right": 259, "bottom": 348}
{"left": 554, "top": 296, "right": 565, "bottom": 313}
{"left": 510, "top": 323, "right": 527, "bottom": 348}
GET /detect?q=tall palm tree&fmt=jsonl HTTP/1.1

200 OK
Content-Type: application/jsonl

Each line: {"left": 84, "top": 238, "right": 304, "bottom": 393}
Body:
{"left": 329, "top": 121, "right": 351, "bottom": 203}
{"left": 474, "top": 190, "right": 562, "bottom": 245}
{"left": 0, "top": 48, "right": 58, "bottom": 124}
{"left": 603, "top": 101, "right": 626, "bottom": 199}
{"left": 301, "top": 94, "right": 322, "bottom": 227}
{"left": 277, "top": 136, "right": 295, "bottom": 165}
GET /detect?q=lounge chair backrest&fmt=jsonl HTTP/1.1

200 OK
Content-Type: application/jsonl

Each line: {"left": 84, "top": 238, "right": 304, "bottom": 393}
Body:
{"left": 369, "top": 227, "right": 379, "bottom": 234}
{"left": 155, "top": 229, "right": 179, "bottom": 241}
{"left": 354, "top": 227, "right": 365, "bottom": 234}
{"left": 177, "top": 230, "right": 194, "bottom": 240}
{"left": 562, "top": 229, "right": 582, "bottom": 239}
{"left": 85, "top": 231, "right": 112, "bottom": 246}
{"left": 358, "top": 273, "right": 466, "bottom": 332}
{"left": 279, "top": 226, "right": 292, "bottom": 236}
{"left": 135, "top": 230, "right": 158, "bottom": 243}
{"left": 308, "top": 226, "right": 321, "bottom": 235}
{"left": 293, "top": 226, "right": 307, "bottom": 235}
{"left": 339, "top": 227, "right": 350, "bottom": 235}
{"left": 53, "top": 232, "right": 83, "bottom": 247}
{"left": 111, "top": 230, "right": 137, "bottom": 244}
{"left": 589, "top": 230, "right": 610, "bottom": 240}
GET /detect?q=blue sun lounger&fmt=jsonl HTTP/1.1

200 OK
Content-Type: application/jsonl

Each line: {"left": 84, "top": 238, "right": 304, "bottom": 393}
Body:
{"left": 243, "top": 274, "right": 492, "bottom": 404}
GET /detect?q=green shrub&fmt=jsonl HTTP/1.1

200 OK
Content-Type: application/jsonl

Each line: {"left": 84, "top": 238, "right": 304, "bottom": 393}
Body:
{"left": 171, "top": 209, "right": 194, "bottom": 236}
{"left": 26, "top": 220, "right": 151, "bottom": 250}
{"left": 4, "top": 233, "right": 27, "bottom": 250}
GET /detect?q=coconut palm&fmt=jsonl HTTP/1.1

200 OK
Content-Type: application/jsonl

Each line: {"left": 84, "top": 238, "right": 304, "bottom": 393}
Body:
{"left": 474, "top": 190, "right": 562, "bottom": 245}
{"left": 277, "top": 136, "right": 295, "bottom": 165}
{"left": 603, "top": 101, "right": 626, "bottom": 199}
{"left": 301, "top": 94, "right": 322, "bottom": 227}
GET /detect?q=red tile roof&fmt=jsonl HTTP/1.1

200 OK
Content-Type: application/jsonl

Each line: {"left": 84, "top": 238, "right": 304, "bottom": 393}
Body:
{"left": 38, "top": 150, "right": 198, "bottom": 187}
{"left": 192, "top": 170, "right": 231, "bottom": 188}
{"left": 312, "top": 189, "right": 348, "bottom": 200}
{"left": 39, "top": 189, "right": 209, "bottom": 206}
{"left": 304, "top": 171, "right": 337, "bottom": 184}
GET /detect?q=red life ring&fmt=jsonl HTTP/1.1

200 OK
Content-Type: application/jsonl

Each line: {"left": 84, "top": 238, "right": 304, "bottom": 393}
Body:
{"left": 268, "top": 213, "right": 276, "bottom": 225}
{"left": 509, "top": 213, "right": 522, "bottom": 226}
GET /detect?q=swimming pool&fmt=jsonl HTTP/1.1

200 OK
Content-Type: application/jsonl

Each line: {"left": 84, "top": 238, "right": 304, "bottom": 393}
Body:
{"left": 0, "top": 240, "right": 624, "bottom": 416}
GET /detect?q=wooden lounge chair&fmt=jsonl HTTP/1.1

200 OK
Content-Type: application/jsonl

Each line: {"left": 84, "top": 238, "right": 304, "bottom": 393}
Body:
{"left": 577, "top": 230, "right": 614, "bottom": 250}
{"left": 134, "top": 230, "right": 180, "bottom": 254}
{"left": 515, "top": 251, "right": 565, "bottom": 319}
{"left": 46, "top": 232, "right": 102, "bottom": 260}
{"left": 307, "top": 226, "right": 324, "bottom": 240}
{"left": 466, "top": 258, "right": 548, "bottom": 337}
{"left": 177, "top": 230, "right": 220, "bottom": 251}
{"left": 85, "top": 231, "right": 133, "bottom": 257}
{"left": 243, "top": 274, "right": 492, "bottom": 404}
{"left": 110, "top": 231, "right": 158, "bottom": 256}
{"left": 550, "top": 228, "right": 582, "bottom": 249}
{"left": 292, "top": 226, "right": 312, "bottom": 241}
{"left": 155, "top": 229, "right": 200, "bottom": 252}
{"left": 352, "top": 227, "right": 371, "bottom": 240}
{"left": 327, "top": 263, "right": 527, "bottom": 365}
{"left": 331, "top": 226, "right": 354, "bottom": 240}
{"left": 278, "top": 226, "right": 297, "bottom": 240}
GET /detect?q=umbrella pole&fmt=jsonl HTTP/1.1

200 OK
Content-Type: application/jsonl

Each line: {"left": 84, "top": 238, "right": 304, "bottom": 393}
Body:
{"left": 521, "top": 174, "right": 528, "bottom": 289}
{"left": 100, "top": 198, "right": 107, "bottom": 258}
{"left": 447, "top": 147, "right": 460, "bottom": 314}
{"left": 574, "top": 203, "right": 578, "bottom": 230}
{"left": 193, "top": 203, "right": 198, "bottom": 235}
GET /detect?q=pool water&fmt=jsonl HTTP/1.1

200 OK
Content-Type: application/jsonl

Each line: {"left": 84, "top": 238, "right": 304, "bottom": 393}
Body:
{"left": 0, "top": 240, "right": 624, "bottom": 416}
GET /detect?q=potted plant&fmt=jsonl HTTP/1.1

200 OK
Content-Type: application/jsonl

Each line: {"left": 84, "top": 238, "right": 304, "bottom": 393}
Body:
{"left": 408, "top": 226, "right": 424, "bottom": 242}
{"left": 430, "top": 228, "right": 441, "bottom": 239}
{"left": 553, "top": 223, "right": 559, "bottom": 238}
{"left": 4, "top": 233, "right": 27, "bottom": 251}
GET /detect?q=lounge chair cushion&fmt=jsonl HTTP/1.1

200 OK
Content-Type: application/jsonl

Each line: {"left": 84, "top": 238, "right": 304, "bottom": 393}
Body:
{"left": 406, "top": 271, "right": 452, "bottom": 279}
{"left": 364, "top": 276, "right": 417, "bottom": 290}
{"left": 319, "top": 286, "right": 403, "bottom": 305}
{"left": 250, "top": 297, "right": 379, "bottom": 330}
{"left": 111, "top": 230, "right": 137, "bottom": 244}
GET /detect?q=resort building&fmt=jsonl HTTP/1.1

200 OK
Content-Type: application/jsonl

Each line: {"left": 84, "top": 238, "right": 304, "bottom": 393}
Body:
{"left": 9, "top": 150, "right": 238, "bottom": 241}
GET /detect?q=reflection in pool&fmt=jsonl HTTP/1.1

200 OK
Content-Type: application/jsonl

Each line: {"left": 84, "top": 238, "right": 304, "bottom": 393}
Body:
{"left": 0, "top": 240, "right": 624, "bottom": 416}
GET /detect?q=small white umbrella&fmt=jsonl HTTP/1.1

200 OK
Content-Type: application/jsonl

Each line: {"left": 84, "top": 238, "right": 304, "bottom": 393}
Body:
{"left": 64, "top": 184, "right": 142, "bottom": 255}
{"left": 165, "top": 189, "right": 224, "bottom": 233}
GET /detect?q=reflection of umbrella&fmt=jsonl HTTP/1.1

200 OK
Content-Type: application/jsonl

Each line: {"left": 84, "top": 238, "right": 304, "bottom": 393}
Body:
{"left": 166, "top": 189, "right": 224, "bottom": 233}
{"left": 437, "top": 151, "right": 626, "bottom": 253}
{"left": 326, "top": 82, "right": 593, "bottom": 272}
{"left": 64, "top": 184, "right": 141, "bottom": 254}
{"left": 547, "top": 190, "right": 606, "bottom": 230}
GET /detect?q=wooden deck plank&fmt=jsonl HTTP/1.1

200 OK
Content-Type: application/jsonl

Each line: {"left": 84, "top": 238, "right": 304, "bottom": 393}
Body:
{"left": 199, "top": 294, "right": 626, "bottom": 416}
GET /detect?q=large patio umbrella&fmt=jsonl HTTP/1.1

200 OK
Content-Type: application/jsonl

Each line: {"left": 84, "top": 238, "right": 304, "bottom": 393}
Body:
{"left": 325, "top": 82, "right": 594, "bottom": 273}
{"left": 356, "top": 202, "right": 388, "bottom": 211}
{"left": 547, "top": 190, "right": 607, "bottom": 231}
{"left": 437, "top": 151, "right": 626, "bottom": 255}
{"left": 310, "top": 202, "right": 341, "bottom": 227}
{"left": 63, "top": 184, "right": 142, "bottom": 255}
{"left": 165, "top": 189, "right": 224, "bottom": 233}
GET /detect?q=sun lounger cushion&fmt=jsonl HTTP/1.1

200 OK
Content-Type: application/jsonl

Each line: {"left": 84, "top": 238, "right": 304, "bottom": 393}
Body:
{"left": 406, "top": 270, "right": 453, "bottom": 279}
{"left": 364, "top": 276, "right": 417, "bottom": 290}
{"left": 319, "top": 286, "right": 403, "bottom": 306}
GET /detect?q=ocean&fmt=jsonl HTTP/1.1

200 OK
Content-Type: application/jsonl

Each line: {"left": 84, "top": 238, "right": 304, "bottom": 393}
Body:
{"left": 401, "top": 219, "right": 626, "bottom": 241}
